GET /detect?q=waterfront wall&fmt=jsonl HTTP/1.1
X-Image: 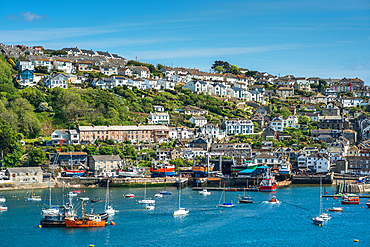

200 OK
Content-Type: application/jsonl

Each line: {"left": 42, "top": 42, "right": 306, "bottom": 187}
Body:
{"left": 291, "top": 173, "right": 334, "bottom": 184}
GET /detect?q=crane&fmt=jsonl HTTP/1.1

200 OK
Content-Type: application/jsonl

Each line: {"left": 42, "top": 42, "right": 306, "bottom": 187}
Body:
{"left": 52, "top": 139, "right": 64, "bottom": 171}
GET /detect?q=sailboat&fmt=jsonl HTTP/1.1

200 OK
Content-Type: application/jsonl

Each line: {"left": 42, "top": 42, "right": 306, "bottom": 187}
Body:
{"left": 218, "top": 184, "right": 234, "bottom": 208}
{"left": 239, "top": 188, "right": 253, "bottom": 203}
{"left": 138, "top": 179, "right": 155, "bottom": 204}
{"left": 311, "top": 177, "right": 330, "bottom": 225}
{"left": 105, "top": 178, "right": 118, "bottom": 215}
{"left": 25, "top": 184, "right": 41, "bottom": 201}
{"left": 173, "top": 174, "right": 189, "bottom": 216}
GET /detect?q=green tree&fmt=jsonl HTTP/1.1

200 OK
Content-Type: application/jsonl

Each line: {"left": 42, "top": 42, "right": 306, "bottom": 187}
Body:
{"left": 0, "top": 54, "right": 13, "bottom": 84}
{"left": 0, "top": 121, "right": 16, "bottom": 156}
{"left": 211, "top": 60, "right": 230, "bottom": 72}
{"left": 99, "top": 145, "right": 113, "bottom": 155}
{"left": 29, "top": 147, "right": 46, "bottom": 166}
{"left": 279, "top": 107, "right": 291, "bottom": 118}
{"left": 214, "top": 66, "right": 225, "bottom": 73}
{"left": 229, "top": 65, "right": 240, "bottom": 75}
{"left": 253, "top": 121, "right": 259, "bottom": 130}
{"left": 85, "top": 145, "right": 99, "bottom": 157}
{"left": 298, "top": 115, "right": 311, "bottom": 125}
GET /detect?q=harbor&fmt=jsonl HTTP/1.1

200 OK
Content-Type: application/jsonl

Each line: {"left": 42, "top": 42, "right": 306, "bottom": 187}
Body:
{"left": 0, "top": 185, "right": 370, "bottom": 247}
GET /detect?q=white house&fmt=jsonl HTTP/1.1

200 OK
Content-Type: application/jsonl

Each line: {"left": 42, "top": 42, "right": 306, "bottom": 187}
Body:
{"left": 253, "top": 153, "right": 281, "bottom": 167}
{"left": 221, "top": 119, "right": 254, "bottom": 135}
{"left": 340, "top": 97, "right": 364, "bottom": 108}
{"left": 198, "top": 124, "right": 224, "bottom": 139}
{"left": 284, "top": 116, "right": 300, "bottom": 128}
{"left": 118, "top": 67, "right": 133, "bottom": 77}
{"left": 31, "top": 58, "right": 52, "bottom": 72}
{"left": 270, "top": 117, "right": 284, "bottom": 131}
{"left": 207, "top": 83, "right": 227, "bottom": 97}
{"left": 100, "top": 66, "right": 117, "bottom": 76}
{"left": 189, "top": 116, "right": 207, "bottom": 127}
{"left": 44, "top": 73, "right": 69, "bottom": 89}
{"left": 50, "top": 129, "right": 80, "bottom": 145}
{"left": 148, "top": 112, "right": 170, "bottom": 125}
{"left": 315, "top": 157, "right": 331, "bottom": 173}
{"left": 112, "top": 76, "right": 128, "bottom": 87}
{"left": 132, "top": 66, "right": 150, "bottom": 78}
{"left": 184, "top": 80, "right": 208, "bottom": 93}
{"left": 306, "top": 153, "right": 331, "bottom": 172}
{"left": 153, "top": 105, "right": 165, "bottom": 112}
{"left": 169, "top": 127, "right": 194, "bottom": 139}
{"left": 16, "top": 59, "right": 34, "bottom": 72}
{"left": 53, "top": 59, "right": 73, "bottom": 73}
{"left": 157, "top": 79, "right": 175, "bottom": 90}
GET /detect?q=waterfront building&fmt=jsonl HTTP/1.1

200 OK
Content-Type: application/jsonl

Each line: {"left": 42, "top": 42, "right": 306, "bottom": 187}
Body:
{"left": 78, "top": 125, "right": 169, "bottom": 144}
{"left": 88, "top": 155, "right": 121, "bottom": 177}
{"left": 5, "top": 167, "right": 43, "bottom": 184}
{"left": 211, "top": 143, "right": 251, "bottom": 159}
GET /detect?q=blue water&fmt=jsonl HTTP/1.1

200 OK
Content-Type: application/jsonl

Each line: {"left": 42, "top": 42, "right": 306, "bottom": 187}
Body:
{"left": 0, "top": 185, "right": 369, "bottom": 247}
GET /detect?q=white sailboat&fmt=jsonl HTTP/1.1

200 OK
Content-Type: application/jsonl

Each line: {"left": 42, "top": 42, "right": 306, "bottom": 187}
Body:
{"left": 25, "top": 184, "right": 42, "bottom": 201}
{"left": 105, "top": 178, "right": 118, "bottom": 215}
{"left": 138, "top": 179, "right": 155, "bottom": 204}
{"left": 312, "top": 176, "right": 330, "bottom": 225}
{"left": 173, "top": 174, "right": 189, "bottom": 216}
{"left": 218, "top": 185, "right": 234, "bottom": 208}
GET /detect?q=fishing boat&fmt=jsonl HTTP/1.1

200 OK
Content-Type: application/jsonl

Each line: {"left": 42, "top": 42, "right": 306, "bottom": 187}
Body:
{"left": 25, "top": 184, "right": 42, "bottom": 201}
{"left": 278, "top": 160, "right": 292, "bottom": 175}
{"left": 218, "top": 186, "right": 234, "bottom": 208}
{"left": 259, "top": 170, "right": 277, "bottom": 192}
{"left": 154, "top": 193, "right": 163, "bottom": 198}
{"left": 150, "top": 162, "right": 175, "bottom": 177}
{"left": 0, "top": 196, "right": 5, "bottom": 203}
{"left": 91, "top": 197, "right": 102, "bottom": 203}
{"left": 311, "top": 216, "right": 325, "bottom": 226}
{"left": 119, "top": 166, "right": 145, "bottom": 178}
{"left": 65, "top": 198, "right": 106, "bottom": 228}
{"left": 341, "top": 194, "right": 360, "bottom": 204}
{"left": 239, "top": 188, "right": 253, "bottom": 203}
{"left": 366, "top": 199, "right": 370, "bottom": 208}
{"left": 145, "top": 204, "right": 155, "bottom": 210}
{"left": 192, "top": 164, "right": 214, "bottom": 177}
{"left": 40, "top": 192, "right": 75, "bottom": 227}
{"left": 0, "top": 205, "right": 7, "bottom": 211}
{"left": 198, "top": 189, "right": 211, "bottom": 196}
{"left": 125, "top": 193, "right": 135, "bottom": 198}
{"left": 105, "top": 179, "right": 118, "bottom": 215}
{"left": 138, "top": 179, "right": 155, "bottom": 204}
{"left": 225, "top": 188, "right": 237, "bottom": 192}
{"left": 173, "top": 174, "right": 189, "bottom": 216}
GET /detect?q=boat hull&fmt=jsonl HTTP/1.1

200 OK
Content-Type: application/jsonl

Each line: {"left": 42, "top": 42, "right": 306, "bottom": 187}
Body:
{"left": 259, "top": 183, "right": 277, "bottom": 192}
{"left": 65, "top": 170, "right": 86, "bottom": 177}
{"left": 312, "top": 217, "right": 325, "bottom": 226}
{"left": 65, "top": 218, "right": 106, "bottom": 227}
{"left": 218, "top": 203, "right": 234, "bottom": 208}
{"left": 367, "top": 203, "right": 370, "bottom": 208}
{"left": 240, "top": 200, "right": 253, "bottom": 203}
{"left": 40, "top": 218, "right": 66, "bottom": 227}
{"left": 341, "top": 201, "right": 359, "bottom": 204}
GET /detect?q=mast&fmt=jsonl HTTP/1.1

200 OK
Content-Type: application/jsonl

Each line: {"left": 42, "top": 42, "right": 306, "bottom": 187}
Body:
{"left": 105, "top": 178, "right": 109, "bottom": 211}
{"left": 144, "top": 179, "right": 146, "bottom": 199}
{"left": 178, "top": 173, "right": 181, "bottom": 210}
{"left": 1, "top": 151, "right": 3, "bottom": 169}
{"left": 49, "top": 176, "right": 52, "bottom": 207}
{"left": 319, "top": 176, "right": 322, "bottom": 215}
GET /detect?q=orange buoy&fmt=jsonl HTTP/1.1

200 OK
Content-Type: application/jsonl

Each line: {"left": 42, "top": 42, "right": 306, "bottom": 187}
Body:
{"left": 110, "top": 221, "right": 115, "bottom": 226}
{"left": 353, "top": 239, "right": 359, "bottom": 242}
{"left": 39, "top": 225, "right": 42, "bottom": 228}
{"left": 334, "top": 197, "right": 337, "bottom": 199}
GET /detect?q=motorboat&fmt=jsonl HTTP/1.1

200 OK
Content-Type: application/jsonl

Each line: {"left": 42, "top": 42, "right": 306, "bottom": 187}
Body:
{"left": 138, "top": 199, "right": 155, "bottom": 204}
{"left": 91, "top": 197, "right": 102, "bottom": 203}
{"left": 341, "top": 194, "right": 360, "bottom": 204}
{"left": 145, "top": 204, "right": 155, "bottom": 210}
{"left": 269, "top": 196, "right": 279, "bottom": 204}
{"left": 328, "top": 207, "right": 343, "bottom": 212}
{"left": 198, "top": 189, "right": 211, "bottom": 195}
{"left": 311, "top": 216, "right": 325, "bottom": 226}
{"left": 0, "top": 205, "right": 7, "bottom": 211}
{"left": 173, "top": 207, "right": 189, "bottom": 216}
{"left": 125, "top": 193, "right": 135, "bottom": 198}
{"left": 160, "top": 190, "right": 172, "bottom": 195}
{"left": 366, "top": 199, "right": 370, "bottom": 208}
{"left": 240, "top": 196, "right": 253, "bottom": 203}
{"left": 0, "top": 196, "right": 6, "bottom": 203}
{"left": 154, "top": 193, "right": 163, "bottom": 198}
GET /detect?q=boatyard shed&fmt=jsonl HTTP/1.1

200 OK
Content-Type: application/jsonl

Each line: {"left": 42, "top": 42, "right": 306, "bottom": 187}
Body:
{"left": 5, "top": 167, "right": 43, "bottom": 184}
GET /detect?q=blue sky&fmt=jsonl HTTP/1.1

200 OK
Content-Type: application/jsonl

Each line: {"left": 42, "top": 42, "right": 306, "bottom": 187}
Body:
{"left": 1, "top": 0, "right": 370, "bottom": 82}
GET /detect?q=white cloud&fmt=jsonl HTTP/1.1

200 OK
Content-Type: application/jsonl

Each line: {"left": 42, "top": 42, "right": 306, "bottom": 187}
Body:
{"left": 6, "top": 12, "right": 49, "bottom": 22}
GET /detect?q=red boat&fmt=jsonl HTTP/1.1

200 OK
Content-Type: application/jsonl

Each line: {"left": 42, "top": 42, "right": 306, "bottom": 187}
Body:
{"left": 341, "top": 194, "right": 360, "bottom": 204}
{"left": 366, "top": 200, "right": 370, "bottom": 208}
{"left": 225, "top": 188, "right": 237, "bottom": 191}
{"left": 150, "top": 162, "right": 175, "bottom": 177}
{"left": 259, "top": 171, "right": 277, "bottom": 192}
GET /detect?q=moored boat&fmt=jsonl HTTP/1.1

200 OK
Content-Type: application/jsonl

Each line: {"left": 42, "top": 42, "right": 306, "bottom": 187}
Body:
{"left": 311, "top": 216, "right": 325, "bottom": 226}
{"left": 192, "top": 164, "right": 214, "bottom": 177}
{"left": 198, "top": 189, "right": 211, "bottom": 195}
{"left": 154, "top": 193, "right": 163, "bottom": 198}
{"left": 328, "top": 207, "right": 343, "bottom": 212}
{"left": 240, "top": 196, "right": 253, "bottom": 203}
{"left": 65, "top": 169, "right": 86, "bottom": 177}
{"left": 0, "top": 196, "right": 6, "bottom": 203}
{"left": 160, "top": 190, "right": 172, "bottom": 195}
{"left": 150, "top": 162, "right": 175, "bottom": 177}
{"left": 259, "top": 170, "right": 277, "bottom": 192}
{"left": 65, "top": 198, "right": 106, "bottom": 228}
{"left": 119, "top": 166, "right": 145, "bottom": 178}
{"left": 125, "top": 193, "right": 135, "bottom": 198}
{"left": 278, "top": 161, "right": 292, "bottom": 175}
{"left": 91, "top": 197, "right": 102, "bottom": 203}
{"left": 145, "top": 204, "right": 155, "bottom": 210}
{"left": 269, "top": 196, "right": 279, "bottom": 204}
{"left": 217, "top": 186, "right": 234, "bottom": 208}
{"left": 341, "top": 194, "right": 360, "bottom": 204}
{"left": 0, "top": 205, "right": 7, "bottom": 211}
